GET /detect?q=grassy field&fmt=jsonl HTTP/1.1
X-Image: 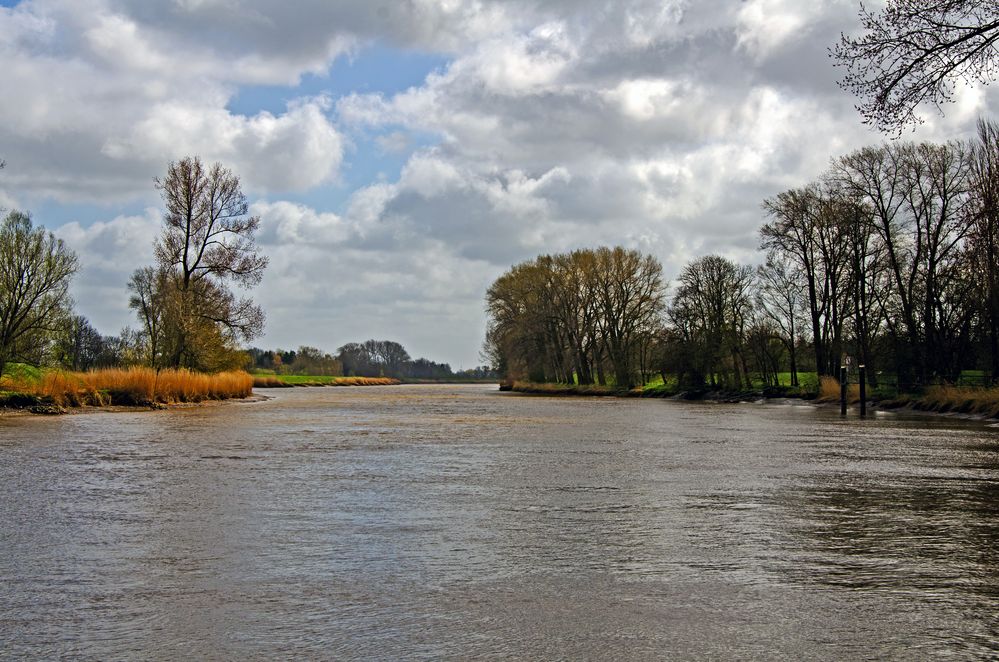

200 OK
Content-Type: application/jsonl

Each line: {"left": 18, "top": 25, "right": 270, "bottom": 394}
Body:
{"left": 251, "top": 374, "right": 400, "bottom": 388}
{"left": 1, "top": 365, "right": 253, "bottom": 410}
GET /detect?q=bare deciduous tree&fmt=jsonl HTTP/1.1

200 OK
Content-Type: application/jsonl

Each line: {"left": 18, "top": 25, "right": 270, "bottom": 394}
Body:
{"left": 155, "top": 157, "right": 268, "bottom": 291}
{"left": 129, "top": 157, "right": 268, "bottom": 371}
{"left": 969, "top": 117, "right": 999, "bottom": 382}
{"left": 756, "top": 254, "right": 806, "bottom": 387}
{"left": 834, "top": 1, "right": 999, "bottom": 133}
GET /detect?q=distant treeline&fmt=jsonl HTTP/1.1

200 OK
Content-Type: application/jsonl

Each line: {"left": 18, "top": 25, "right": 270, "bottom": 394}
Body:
{"left": 486, "top": 247, "right": 664, "bottom": 388}
{"left": 485, "top": 119, "right": 999, "bottom": 392}
{"left": 248, "top": 340, "right": 497, "bottom": 381}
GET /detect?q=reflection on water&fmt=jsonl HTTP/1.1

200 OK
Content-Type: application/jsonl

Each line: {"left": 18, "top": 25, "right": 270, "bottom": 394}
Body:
{"left": 1, "top": 385, "right": 998, "bottom": 659}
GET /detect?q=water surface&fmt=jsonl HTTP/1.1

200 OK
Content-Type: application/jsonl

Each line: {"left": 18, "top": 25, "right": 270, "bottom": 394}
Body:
{"left": 1, "top": 385, "right": 998, "bottom": 659}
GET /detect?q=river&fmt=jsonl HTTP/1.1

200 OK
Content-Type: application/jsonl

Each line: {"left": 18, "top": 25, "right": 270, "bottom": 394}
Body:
{"left": 1, "top": 384, "right": 998, "bottom": 659}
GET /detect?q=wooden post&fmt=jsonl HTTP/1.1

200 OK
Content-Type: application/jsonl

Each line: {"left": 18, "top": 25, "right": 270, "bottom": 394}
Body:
{"left": 840, "top": 365, "right": 847, "bottom": 416}
{"left": 859, "top": 364, "right": 867, "bottom": 417}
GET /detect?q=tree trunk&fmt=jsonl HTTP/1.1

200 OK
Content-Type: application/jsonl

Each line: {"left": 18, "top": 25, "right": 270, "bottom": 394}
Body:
{"left": 789, "top": 351, "right": 799, "bottom": 387}
{"left": 806, "top": 272, "right": 826, "bottom": 376}
{"left": 612, "top": 349, "right": 631, "bottom": 388}
{"left": 991, "top": 315, "right": 999, "bottom": 386}
{"left": 988, "top": 227, "right": 999, "bottom": 384}
{"left": 595, "top": 347, "right": 607, "bottom": 386}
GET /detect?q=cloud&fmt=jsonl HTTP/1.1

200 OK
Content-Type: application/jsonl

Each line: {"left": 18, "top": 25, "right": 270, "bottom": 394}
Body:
{"left": 0, "top": 0, "right": 347, "bottom": 204}
{"left": 375, "top": 131, "right": 412, "bottom": 154}
{"left": 104, "top": 97, "right": 343, "bottom": 193}
{"left": 253, "top": 200, "right": 353, "bottom": 247}
{"left": 54, "top": 208, "right": 161, "bottom": 333}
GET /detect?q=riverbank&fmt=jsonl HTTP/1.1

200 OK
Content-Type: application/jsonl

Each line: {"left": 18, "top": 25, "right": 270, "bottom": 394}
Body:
{"left": 251, "top": 374, "right": 497, "bottom": 387}
{"left": 504, "top": 379, "right": 999, "bottom": 422}
{"left": 0, "top": 367, "right": 254, "bottom": 415}
{"left": 504, "top": 380, "right": 816, "bottom": 401}
{"left": 877, "top": 385, "right": 999, "bottom": 420}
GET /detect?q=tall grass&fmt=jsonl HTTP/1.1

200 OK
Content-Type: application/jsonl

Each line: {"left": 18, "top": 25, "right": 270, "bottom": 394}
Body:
{"left": 2, "top": 367, "right": 252, "bottom": 407}
{"left": 251, "top": 375, "right": 292, "bottom": 388}
{"left": 813, "top": 377, "right": 999, "bottom": 419}
{"left": 897, "top": 385, "right": 999, "bottom": 419}
{"left": 816, "top": 376, "right": 861, "bottom": 403}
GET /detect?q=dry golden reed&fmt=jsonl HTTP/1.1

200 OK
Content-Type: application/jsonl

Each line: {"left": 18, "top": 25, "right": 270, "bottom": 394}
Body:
{"left": 7, "top": 368, "right": 253, "bottom": 407}
{"left": 330, "top": 377, "right": 398, "bottom": 386}
{"left": 817, "top": 376, "right": 862, "bottom": 403}
{"left": 252, "top": 375, "right": 288, "bottom": 388}
{"left": 916, "top": 385, "right": 999, "bottom": 418}
{"left": 251, "top": 375, "right": 400, "bottom": 388}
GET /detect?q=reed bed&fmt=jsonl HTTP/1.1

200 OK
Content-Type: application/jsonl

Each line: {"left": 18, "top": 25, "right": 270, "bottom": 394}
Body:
{"left": 251, "top": 375, "right": 291, "bottom": 388}
{"left": 2, "top": 368, "right": 252, "bottom": 407}
{"left": 332, "top": 377, "right": 399, "bottom": 386}
{"left": 901, "top": 385, "right": 999, "bottom": 419}
{"left": 816, "top": 376, "right": 862, "bottom": 403}
{"left": 252, "top": 375, "right": 400, "bottom": 388}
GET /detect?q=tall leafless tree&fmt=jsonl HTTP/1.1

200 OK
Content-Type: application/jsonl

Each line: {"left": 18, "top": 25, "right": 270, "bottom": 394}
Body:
{"left": 130, "top": 157, "right": 268, "bottom": 370}
{"left": 756, "top": 253, "right": 806, "bottom": 387}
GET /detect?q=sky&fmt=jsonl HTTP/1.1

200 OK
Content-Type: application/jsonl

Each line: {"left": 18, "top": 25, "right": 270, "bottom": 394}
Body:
{"left": 0, "top": 0, "right": 993, "bottom": 369}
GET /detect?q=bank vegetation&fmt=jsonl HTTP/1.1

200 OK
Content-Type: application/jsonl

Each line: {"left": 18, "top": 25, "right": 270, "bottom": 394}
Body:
{"left": 0, "top": 157, "right": 276, "bottom": 413}
{"left": 0, "top": 366, "right": 252, "bottom": 410}
{"left": 251, "top": 375, "right": 400, "bottom": 388}
{"left": 486, "top": 118, "right": 999, "bottom": 413}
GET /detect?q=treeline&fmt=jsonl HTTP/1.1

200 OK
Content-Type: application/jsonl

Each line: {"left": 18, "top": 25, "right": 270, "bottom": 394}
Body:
{"left": 249, "top": 340, "right": 497, "bottom": 381}
{"left": 485, "top": 247, "right": 665, "bottom": 388}
{"left": 758, "top": 118, "right": 999, "bottom": 390}
{"left": 486, "top": 119, "right": 999, "bottom": 392}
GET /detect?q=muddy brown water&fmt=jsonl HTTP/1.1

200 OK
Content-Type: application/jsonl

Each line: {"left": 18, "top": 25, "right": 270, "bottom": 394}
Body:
{"left": 1, "top": 384, "right": 998, "bottom": 659}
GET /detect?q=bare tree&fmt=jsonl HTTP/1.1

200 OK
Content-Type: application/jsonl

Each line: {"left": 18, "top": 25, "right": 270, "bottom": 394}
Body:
{"left": 761, "top": 186, "right": 830, "bottom": 375}
{"left": 756, "top": 254, "right": 806, "bottom": 387}
{"left": 128, "top": 266, "right": 170, "bottom": 367}
{"left": 834, "top": 1, "right": 999, "bottom": 133}
{"left": 969, "top": 117, "right": 999, "bottom": 382}
{"left": 156, "top": 157, "right": 268, "bottom": 290}
{"left": 592, "top": 247, "right": 666, "bottom": 388}
{"left": 0, "top": 211, "right": 78, "bottom": 380}
{"left": 669, "top": 255, "right": 754, "bottom": 390}
{"left": 132, "top": 157, "right": 268, "bottom": 370}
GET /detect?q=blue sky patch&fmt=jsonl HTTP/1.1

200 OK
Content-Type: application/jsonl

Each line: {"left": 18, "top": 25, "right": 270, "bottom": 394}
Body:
{"left": 227, "top": 45, "right": 449, "bottom": 116}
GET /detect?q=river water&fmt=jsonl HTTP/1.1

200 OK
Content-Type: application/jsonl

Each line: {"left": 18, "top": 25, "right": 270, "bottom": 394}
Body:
{"left": 1, "top": 384, "right": 998, "bottom": 659}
